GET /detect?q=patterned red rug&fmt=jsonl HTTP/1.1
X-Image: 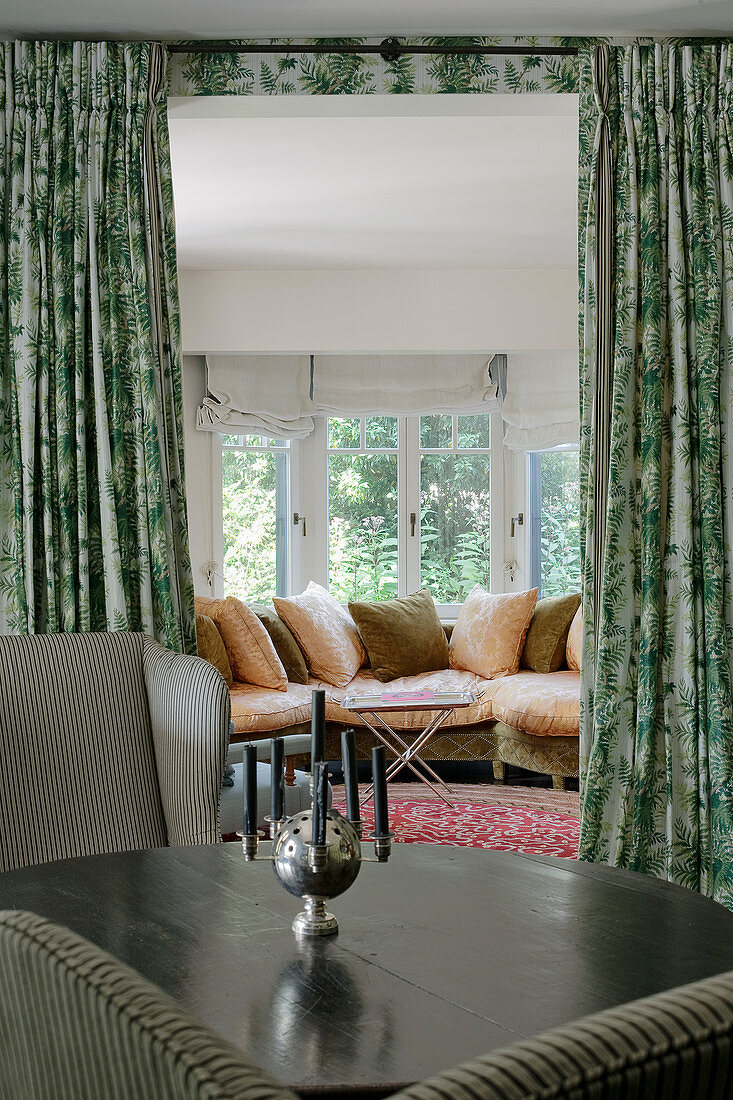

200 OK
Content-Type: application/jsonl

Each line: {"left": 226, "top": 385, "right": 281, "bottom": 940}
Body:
{"left": 333, "top": 792, "right": 580, "bottom": 859}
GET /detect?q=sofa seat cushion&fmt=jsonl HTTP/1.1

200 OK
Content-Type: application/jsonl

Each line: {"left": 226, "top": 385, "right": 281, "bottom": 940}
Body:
{"left": 489, "top": 671, "right": 580, "bottom": 737}
{"left": 229, "top": 682, "right": 312, "bottom": 737}
{"left": 320, "top": 670, "right": 495, "bottom": 730}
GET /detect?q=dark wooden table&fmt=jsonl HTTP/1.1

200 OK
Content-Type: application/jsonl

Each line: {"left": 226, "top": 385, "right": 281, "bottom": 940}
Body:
{"left": 1, "top": 844, "right": 733, "bottom": 1096}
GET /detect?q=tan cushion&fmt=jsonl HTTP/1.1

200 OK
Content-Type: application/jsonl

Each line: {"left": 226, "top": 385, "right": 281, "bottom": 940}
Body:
{"left": 449, "top": 586, "right": 538, "bottom": 680}
{"left": 212, "top": 596, "right": 287, "bottom": 691}
{"left": 521, "top": 592, "right": 581, "bottom": 674}
{"left": 274, "top": 582, "right": 366, "bottom": 689}
{"left": 195, "top": 613, "right": 233, "bottom": 686}
{"left": 194, "top": 594, "right": 223, "bottom": 619}
{"left": 321, "top": 669, "right": 495, "bottom": 730}
{"left": 489, "top": 670, "right": 580, "bottom": 737}
{"left": 229, "top": 682, "right": 312, "bottom": 736}
{"left": 348, "top": 589, "right": 449, "bottom": 683}
{"left": 566, "top": 605, "right": 583, "bottom": 671}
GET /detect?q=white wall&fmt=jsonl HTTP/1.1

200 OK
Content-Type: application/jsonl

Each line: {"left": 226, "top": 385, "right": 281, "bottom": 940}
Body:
{"left": 180, "top": 267, "right": 577, "bottom": 355}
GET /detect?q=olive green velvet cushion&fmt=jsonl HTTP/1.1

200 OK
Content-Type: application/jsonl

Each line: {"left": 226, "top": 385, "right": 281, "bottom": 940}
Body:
{"left": 195, "top": 613, "right": 233, "bottom": 686}
{"left": 521, "top": 592, "right": 581, "bottom": 674}
{"left": 247, "top": 603, "right": 309, "bottom": 685}
{"left": 348, "top": 589, "right": 449, "bottom": 683}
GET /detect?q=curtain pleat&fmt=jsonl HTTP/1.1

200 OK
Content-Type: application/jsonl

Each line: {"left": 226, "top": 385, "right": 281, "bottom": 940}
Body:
{"left": 578, "top": 43, "right": 733, "bottom": 908}
{"left": 0, "top": 41, "right": 195, "bottom": 653}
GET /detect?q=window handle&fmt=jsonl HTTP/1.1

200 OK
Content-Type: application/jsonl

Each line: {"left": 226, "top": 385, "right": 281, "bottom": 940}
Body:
{"left": 410, "top": 512, "right": 416, "bottom": 537}
{"left": 510, "top": 513, "right": 524, "bottom": 538}
{"left": 294, "top": 512, "right": 306, "bottom": 537}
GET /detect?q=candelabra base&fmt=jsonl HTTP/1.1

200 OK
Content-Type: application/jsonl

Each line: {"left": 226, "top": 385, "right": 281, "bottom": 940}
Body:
{"left": 292, "top": 895, "right": 338, "bottom": 937}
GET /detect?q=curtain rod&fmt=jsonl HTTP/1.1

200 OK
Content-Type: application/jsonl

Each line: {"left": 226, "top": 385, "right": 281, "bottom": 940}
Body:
{"left": 168, "top": 39, "right": 578, "bottom": 61}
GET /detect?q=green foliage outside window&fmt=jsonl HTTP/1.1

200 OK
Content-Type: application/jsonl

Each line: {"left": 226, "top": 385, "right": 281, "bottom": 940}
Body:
{"left": 420, "top": 453, "right": 491, "bottom": 602}
{"left": 222, "top": 449, "right": 279, "bottom": 601}
{"left": 536, "top": 450, "right": 581, "bottom": 597}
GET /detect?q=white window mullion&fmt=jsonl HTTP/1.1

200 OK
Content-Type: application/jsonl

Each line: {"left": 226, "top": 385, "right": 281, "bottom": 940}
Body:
{"left": 490, "top": 410, "right": 506, "bottom": 593}
{"left": 403, "top": 416, "right": 421, "bottom": 595}
{"left": 287, "top": 438, "right": 302, "bottom": 595}
{"left": 298, "top": 419, "right": 329, "bottom": 590}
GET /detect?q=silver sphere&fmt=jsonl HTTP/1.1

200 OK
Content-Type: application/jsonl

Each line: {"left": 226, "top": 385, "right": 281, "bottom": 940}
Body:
{"left": 272, "top": 809, "right": 361, "bottom": 900}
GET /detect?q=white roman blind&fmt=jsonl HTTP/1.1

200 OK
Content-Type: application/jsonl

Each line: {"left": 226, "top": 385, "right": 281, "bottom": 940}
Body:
{"left": 196, "top": 356, "right": 314, "bottom": 439}
{"left": 501, "top": 351, "right": 579, "bottom": 451}
{"left": 312, "top": 355, "right": 498, "bottom": 415}
{"left": 197, "top": 354, "right": 498, "bottom": 437}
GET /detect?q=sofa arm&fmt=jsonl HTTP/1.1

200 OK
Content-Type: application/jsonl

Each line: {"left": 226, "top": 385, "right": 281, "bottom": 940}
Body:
{"left": 142, "top": 640, "right": 231, "bottom": 846}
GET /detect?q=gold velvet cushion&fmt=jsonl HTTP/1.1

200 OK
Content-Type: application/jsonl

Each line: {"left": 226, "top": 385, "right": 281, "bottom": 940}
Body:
{"left": 195, "top": 613, "right": 233, "bottom": 686}
{"left": 521, "top": 592, "right": 581, "bottom": 674}
{"left": 449, "top": 585, "right": 538, "bottom": 680}
{"left": 566, "top": 605, "right": 583, "bottom": 671}
{"left": 247, "top": 602, "right": 309, "bottom": 685}
{"left": 348, "top": 589, "right": 449, "bottom": 683}
{"left": 274, "top": 581, "right": 366, "bottom": 689}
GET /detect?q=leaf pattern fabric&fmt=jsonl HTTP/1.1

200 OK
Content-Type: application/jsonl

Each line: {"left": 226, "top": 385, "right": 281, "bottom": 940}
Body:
{"left": 168, "top": 37, "right": 581, "bottom": 98}
{"left": 578, "top": 43, "right": 733, "bottom": 908}
{"left": 0, "top": 41, "right": 195, "bottom": 653}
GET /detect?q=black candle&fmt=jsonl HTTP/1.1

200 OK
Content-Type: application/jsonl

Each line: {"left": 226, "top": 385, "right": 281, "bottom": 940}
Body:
{"left": 311, "top": 688, "right": 325, "bottom": 770}
{"left": 270, "top": 737, "right": 284, "bottom": 822}
{"left": 372, "top": 746, "right": 388, "bottom": 838}
{"left": 312, "top": 762, "right": 328, "bottom": 846}
{"left": 341, "top": 729, "right": 360, "bottom": 824}
{"left": 243, "top": 744, "right": 257, "bottom": 836}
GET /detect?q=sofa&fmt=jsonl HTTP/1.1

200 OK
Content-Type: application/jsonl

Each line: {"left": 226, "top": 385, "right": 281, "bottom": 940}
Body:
{"left": 195, "top": 585, "right": 582, "bottom": 789}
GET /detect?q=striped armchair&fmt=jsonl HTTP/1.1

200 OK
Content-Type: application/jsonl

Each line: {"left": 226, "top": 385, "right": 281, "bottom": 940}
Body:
{"left": 0, "top": 631, "right": 231, "bottom": 873}
{"left": 392, "top": 972, "right": 733, "bottom": 1099}
{"left": 1, "top": 907, "right": 733, "bottom": 1100}
{"left": 0, "top": 909, "right": 295, "bottom": 1100}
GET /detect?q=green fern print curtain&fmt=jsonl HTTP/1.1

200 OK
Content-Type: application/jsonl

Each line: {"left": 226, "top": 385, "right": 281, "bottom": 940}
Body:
{"left": 578, "top": 43, "right": 733, "bottom": 907}
{"left": 0, "top": 41, "right": 196, "bottom": 652}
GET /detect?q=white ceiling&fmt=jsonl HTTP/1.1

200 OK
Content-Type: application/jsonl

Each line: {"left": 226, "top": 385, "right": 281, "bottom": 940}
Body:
{"left": 1, "top": 0, "right": 732, "bottom": 38}
{"left": 169, "top": 95, "right": 579, "bottom": 271}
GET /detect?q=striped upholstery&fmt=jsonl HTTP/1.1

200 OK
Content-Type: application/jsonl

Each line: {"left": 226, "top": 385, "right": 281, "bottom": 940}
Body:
{"left": 0, "top": 632, "right": 230, "bottom": 872}
{"left": 0, "top": 910, "right": 298, "bottom": 1100}
{"left": 392, "top": 970, "right": 733, "bottom": 1100}
{"left": 143, "top": 638, "right": 231, "bottom": 846}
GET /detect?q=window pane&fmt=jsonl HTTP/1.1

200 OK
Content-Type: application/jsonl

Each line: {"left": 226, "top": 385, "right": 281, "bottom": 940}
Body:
{"left": 365, "top": 416, "right": 398, "bottom": 449}
{"left": 221, "top": 434, "right": 242, "bottom": 447}
{"left": 420, "top": 454, "right": 490, "bottom": 602}
{"left": 533, "top": 451, "right": 581, "bottom": 598}
{"left": 328, "top": 454, "right": 398, "bottom": 601}
{"left": 328, "top": 418, "right": 360, "bottom": 449}
{"left": 243, "top": 433, "right": 266, "bottom": 446}
{"left": 420, "top": 414, "right": 452, "bottom": 449}
{"left": 268, "top": 438, "right": 288, "bottom": 448}
{"left": 222, "top": 450, "right": 288, "bottom": 600}
{"left": 457, "top": 414, "right": 490, "bottom": 449}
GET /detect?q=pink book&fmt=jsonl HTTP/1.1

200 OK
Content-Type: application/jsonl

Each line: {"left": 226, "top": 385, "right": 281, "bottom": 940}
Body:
{"left": 380, "top": 690, "right": 435, "bottom": 702}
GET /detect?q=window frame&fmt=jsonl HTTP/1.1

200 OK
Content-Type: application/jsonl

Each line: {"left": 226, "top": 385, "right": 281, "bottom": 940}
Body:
{"left": 215, "top": 410, "right": 506, "bottom": 615}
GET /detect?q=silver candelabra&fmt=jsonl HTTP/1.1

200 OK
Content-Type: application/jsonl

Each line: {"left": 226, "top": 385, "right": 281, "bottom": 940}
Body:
{"left": 239, "top": 808, "right": 394, "bottom": 937}
{"left": 239, "top": 703, "right": 392, "bottom": 937}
